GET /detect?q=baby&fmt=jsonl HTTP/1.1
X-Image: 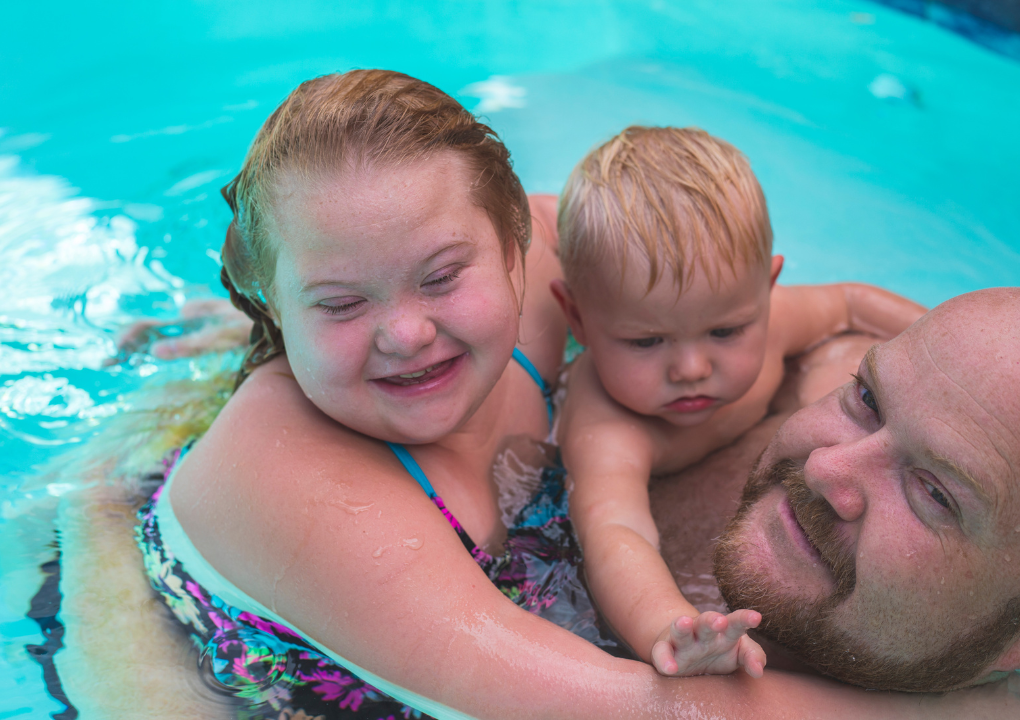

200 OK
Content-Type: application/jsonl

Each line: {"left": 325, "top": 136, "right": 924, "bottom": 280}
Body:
{"left": 551, "top": 126, "right": 926, "bottom": 678}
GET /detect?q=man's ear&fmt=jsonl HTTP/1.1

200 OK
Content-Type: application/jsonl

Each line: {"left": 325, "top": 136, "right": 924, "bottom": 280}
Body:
{"left": 986, "top": 634, "right": 1020, "bottom": 675}
{"left": 550, "top": 278, "right": 587, "bottom": 346}
{"left": 769, "top": 255, "right": 784, "bottom": 288}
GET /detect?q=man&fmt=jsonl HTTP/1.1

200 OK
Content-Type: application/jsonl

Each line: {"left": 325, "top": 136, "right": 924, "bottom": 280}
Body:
{"left": 654, "top": 287, "right": 1020, "bottom": 693}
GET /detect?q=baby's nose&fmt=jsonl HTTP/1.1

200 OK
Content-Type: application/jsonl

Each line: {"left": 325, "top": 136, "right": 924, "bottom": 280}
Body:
{"left": 668, "top": 347, "right": 712, "bottom": 384}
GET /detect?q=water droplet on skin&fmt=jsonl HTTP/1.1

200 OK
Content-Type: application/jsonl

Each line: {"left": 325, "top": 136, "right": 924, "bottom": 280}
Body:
{"left": 1007, "top": 555, "right": 1012, "bottom": 562}
{"left": 402, "top": 537, "right": 423, "bottom": 550}
{"left": 336, "top": 499, "right": 375, "bottom": 515}
{"left": 941, "top": 577, "right": 945, "bottom": 585}
{"left": 372, "top": 547, "right": 385, "bottom": 558}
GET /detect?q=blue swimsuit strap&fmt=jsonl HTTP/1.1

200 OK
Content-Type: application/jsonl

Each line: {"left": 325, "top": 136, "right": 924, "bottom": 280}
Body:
{"left": 511, "top": 347, "right": 553, "bottom": 426}
{"left": 386, "top": 441, "right": 438, "bottom": 498}
{"left": 387, "top": 348, "right": 552, "bottom": 496}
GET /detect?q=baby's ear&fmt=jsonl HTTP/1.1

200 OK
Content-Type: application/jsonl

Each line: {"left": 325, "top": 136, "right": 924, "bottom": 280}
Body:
{"left": 769, "top": 255, "right": 784, "bottom": 288}
{"left": 550, "top": 279, "right": 587, "bottom": 346}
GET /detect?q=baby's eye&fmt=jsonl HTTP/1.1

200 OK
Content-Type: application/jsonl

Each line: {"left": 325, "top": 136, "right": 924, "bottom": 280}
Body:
{"left": 423, "top": 266, "right": 462, "bottom": 288}
{"left": 320, "top": 297, "right": 365, "bottom": 315}
{"left": 629, "top": 337, "right": 663, "bottom": 349}
{"left": 710, "top": 326, "right": 742, "bottom": 339}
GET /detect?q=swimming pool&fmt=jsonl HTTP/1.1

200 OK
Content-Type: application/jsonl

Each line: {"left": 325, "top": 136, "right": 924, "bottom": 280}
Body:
{"left": 2, "top": 0, "right": 1018, "bottom": 715}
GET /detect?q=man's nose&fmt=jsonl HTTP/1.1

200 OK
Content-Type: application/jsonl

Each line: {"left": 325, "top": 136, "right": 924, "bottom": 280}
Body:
{"left": 374, "top": 303, "right": 437, "bottom": 357}
{"left": 668, "top": 345, "right": 712, "bottom": 385}
{"left": 802, "top": 434, "right": 886, "bottom": 523}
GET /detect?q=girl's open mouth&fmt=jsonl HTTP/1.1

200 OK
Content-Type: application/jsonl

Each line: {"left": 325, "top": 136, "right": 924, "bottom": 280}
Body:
{"left": 373, "top": 354, "right": 466, "bottom": 391}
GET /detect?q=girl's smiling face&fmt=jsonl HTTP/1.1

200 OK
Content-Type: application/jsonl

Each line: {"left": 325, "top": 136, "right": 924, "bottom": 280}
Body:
{"left": 267, "top": 152, "right": 521, "bottom": 444}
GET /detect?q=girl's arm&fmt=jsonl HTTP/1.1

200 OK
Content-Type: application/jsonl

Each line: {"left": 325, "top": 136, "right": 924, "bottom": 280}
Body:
{"left": 773, "top": 283, "right": 927, "bottom": 357}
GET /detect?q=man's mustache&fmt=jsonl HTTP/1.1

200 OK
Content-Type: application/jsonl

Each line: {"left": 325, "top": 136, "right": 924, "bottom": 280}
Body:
{"left": 748, "top": 458, "right": 857, "bottom": 603}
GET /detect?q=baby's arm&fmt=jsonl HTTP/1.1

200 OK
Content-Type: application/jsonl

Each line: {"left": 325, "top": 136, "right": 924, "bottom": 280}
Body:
{"left": 774, "top": 283, "right": 927, "bottom": 356}
{"left": 561, "top": 366, "right": 765, "bottom": 677}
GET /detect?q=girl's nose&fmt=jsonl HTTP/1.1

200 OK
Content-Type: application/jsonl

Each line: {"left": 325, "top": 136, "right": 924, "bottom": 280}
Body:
{"left": 374, "top": 305, "right": 437, "bottom": 357}
{"left": 668, "top": 346, "right": 712, "bottom": 385}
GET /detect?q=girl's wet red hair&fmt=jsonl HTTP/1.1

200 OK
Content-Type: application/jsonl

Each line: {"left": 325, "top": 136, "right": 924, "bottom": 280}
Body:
{"left": 220, "top": 69, "right": 530, "bottom": 385}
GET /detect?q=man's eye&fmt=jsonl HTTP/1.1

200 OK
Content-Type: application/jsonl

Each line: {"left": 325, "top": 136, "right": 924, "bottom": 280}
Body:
{"left": 629, "top": 337, "right": 662, "bottom": 348}
{"left": 853, "top": 375, "right": 879, "bottom": 414}
{"left": 924, "top": 480, "right": 952, "bottom": 510}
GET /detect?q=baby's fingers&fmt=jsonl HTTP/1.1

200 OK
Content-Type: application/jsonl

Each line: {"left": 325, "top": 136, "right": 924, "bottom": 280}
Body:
{"left": 737, "top": 635, "right": 767, "bottom": 679}
{"left": 690, "top": 611, "right": 728, "bottom": 643}
{"left": 723, "top": 609, "right": 762, "bottom": 640}
{"left": 652, "top": 638, "right": 680, "bottom": 676}
{"left": 667, "top": 616, "right": 697, "bottom": 650}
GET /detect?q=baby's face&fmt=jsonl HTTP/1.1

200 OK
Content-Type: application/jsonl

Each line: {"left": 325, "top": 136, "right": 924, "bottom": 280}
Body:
{"left": 574, "top": 257, "right": 776, "bottom": 426}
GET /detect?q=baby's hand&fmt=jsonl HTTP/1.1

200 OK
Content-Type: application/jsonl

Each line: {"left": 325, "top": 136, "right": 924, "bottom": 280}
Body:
{"left": 650, "top": 609, "right": 766, "bottom": 678}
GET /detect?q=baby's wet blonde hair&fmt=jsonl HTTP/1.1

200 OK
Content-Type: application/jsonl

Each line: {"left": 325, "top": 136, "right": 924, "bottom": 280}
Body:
{"left": 220, "top": 69, "right": 531, "bottom": 384}
{"left": 558, "top": 126, "right": 772, "bottom": 295}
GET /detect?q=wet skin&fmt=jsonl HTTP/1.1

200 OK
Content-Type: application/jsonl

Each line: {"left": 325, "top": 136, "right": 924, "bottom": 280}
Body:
{"left": 657, "top": 294, "right": 1020, "bottom": 684}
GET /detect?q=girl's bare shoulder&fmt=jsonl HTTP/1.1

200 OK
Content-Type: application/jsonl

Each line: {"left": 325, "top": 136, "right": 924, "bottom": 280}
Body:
{"left": 169, "top": 356, "right": 432, "bottom": 561}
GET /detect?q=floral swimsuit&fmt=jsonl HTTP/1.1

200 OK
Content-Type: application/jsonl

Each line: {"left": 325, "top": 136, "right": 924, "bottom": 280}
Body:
{"left": 136, "top": 350, "right": 624, "bottom": 720}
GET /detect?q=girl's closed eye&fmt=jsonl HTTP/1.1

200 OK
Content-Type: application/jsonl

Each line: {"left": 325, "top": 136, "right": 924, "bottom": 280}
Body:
{"left": 319, "top": 297, "right": 366, "bottom": 316}
{"left": 423, "top": 265, "right": 463, "bottom": 288}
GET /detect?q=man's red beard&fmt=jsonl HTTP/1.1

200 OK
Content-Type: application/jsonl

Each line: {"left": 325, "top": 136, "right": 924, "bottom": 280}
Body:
{"left": 712, "top": 457, "right": 1020, "bottom": 692}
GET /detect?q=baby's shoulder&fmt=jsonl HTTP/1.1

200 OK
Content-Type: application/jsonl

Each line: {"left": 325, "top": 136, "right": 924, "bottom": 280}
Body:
{"left": 557, "top": 356, "right": 659, "bottom": 455}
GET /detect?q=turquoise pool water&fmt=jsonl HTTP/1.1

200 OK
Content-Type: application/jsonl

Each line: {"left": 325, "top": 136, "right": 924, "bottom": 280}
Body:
{"left": 1, "top": 0, "right": 1018, "bottom": 715}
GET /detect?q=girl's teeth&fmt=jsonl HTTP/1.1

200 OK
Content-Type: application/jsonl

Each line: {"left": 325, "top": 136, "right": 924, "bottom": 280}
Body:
{"left": 398, "top": 364, "right": 436, "bottom": 379}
